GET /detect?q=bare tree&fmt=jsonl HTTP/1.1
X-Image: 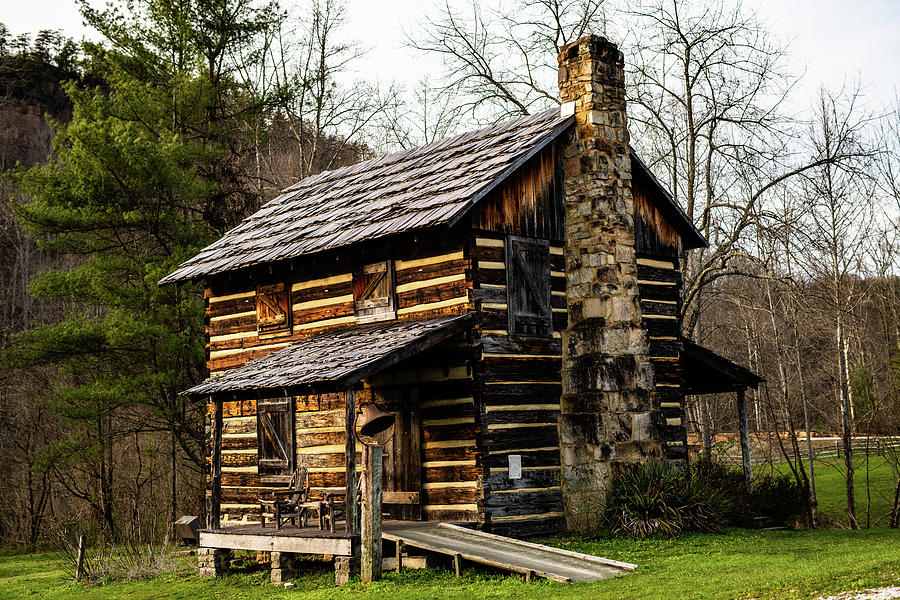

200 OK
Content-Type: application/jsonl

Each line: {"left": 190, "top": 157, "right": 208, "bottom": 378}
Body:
{"left": 236, "top": 0, "right": 402, "bottom": 199}
{"left": 374, "top": 77, "right": 468, "bottom": 151}
{"left": 792, "top": 85, "right": 878, "bottom": 529}
{"left": 876, "top": 94, "right": 900, "bottom": 216}
{"left": 408, "top": 0, "right": 607, "bottom": 122}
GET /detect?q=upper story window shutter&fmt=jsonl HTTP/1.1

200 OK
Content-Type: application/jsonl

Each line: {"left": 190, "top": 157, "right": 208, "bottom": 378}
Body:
{"left": 353, "top": 261, "right": 396, "bottom": 323}
{"left": 256, "top": 283, "right": 292, "bottom": 335}
{"left": 506, "top": 236, "right": 552, "bottom": 337}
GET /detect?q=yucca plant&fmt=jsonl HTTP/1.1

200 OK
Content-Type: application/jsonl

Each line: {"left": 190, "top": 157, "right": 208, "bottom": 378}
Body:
{"left": 604, "top": 462, "right": 729, "bottom": 539}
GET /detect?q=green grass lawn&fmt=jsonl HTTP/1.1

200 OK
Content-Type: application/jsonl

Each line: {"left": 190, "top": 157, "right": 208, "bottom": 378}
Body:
{"left": 2, "top": 528, "right": 898, "bottom": 600}
{"left": 758, "top": 453, "right": 899, "bottom": 527}
{"left": 3, "top": 454, "right": 896, "bottom": 599}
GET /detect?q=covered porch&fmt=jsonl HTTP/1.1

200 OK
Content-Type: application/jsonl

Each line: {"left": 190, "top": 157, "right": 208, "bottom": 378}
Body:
{"left": 187, "top": 315, "right": 473, "bottom": 583}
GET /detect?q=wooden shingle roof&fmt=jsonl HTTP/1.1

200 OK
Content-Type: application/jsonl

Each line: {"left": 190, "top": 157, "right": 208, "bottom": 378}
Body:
{"left": 184, "top": 315, "right": 471, "bottom": 399}
{"left": 160, "top": 109, "right": 573, "bottom": 284}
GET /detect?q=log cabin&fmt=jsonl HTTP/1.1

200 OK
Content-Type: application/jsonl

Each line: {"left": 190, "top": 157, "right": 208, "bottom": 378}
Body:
{"left": 160, "top": 35, "right": 761, "bottom": 575}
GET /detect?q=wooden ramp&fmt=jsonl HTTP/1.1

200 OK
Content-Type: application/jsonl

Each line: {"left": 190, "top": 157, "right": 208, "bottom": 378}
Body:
{"left": 382, "top": 522, "right": 636, "bottom": 583}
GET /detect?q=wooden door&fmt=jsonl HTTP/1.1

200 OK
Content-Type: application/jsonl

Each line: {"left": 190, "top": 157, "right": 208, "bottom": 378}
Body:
{"left": 382, "top": 390, "right": 422, "bottom": 520}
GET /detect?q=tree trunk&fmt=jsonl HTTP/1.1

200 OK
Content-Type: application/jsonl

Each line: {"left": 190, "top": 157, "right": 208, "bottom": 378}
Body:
{"left": 765, "top": 281, "right": 807, "bottom": 494}
{"left": 700, "top": 396, "right": 712, "bottom": 461}
{"left": 889, "top": 476, "right": 899, "bottom": 528}
{"left": 791, "top": 308, "right": 818, "bottom": 528}
{"left": 170, "top": 431, "right": 177, "bottom": 542}
{"left": 837, "top": 320, "right": 857, "bottom": 529}
{"left": 98, "top": 417, "right": 116, "bottom": 541}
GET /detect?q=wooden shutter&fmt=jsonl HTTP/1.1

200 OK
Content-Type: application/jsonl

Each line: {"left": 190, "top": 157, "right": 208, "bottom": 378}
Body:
{"left": 257, "top": 398, "right": 294, "bottom": 479}
{"left": 506, "top": 236, "right": 552, "bottom": 337}
{"left": 353, "top": 261, "right": 396, "bottom": 323}
{"left": 256, "top": 283, "right": 291, "bottom": 335}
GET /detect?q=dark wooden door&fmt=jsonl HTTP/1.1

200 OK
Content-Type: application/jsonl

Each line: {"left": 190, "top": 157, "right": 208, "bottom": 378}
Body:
{"left": 382, "top": 390, "right": 422, "bottom": 520}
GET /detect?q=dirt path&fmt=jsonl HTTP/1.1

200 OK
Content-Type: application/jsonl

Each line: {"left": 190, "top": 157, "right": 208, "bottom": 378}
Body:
{"left": 817, "top": 587, "right": 900, "bottom": 600}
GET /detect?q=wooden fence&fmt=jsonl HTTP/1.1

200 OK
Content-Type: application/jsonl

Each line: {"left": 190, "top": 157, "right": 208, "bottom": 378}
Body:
{"left": 693, "top": 435, "right": 900, "bottom": 465}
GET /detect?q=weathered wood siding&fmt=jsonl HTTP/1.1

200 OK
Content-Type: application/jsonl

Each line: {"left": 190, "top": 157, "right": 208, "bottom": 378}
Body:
{"left": 470, "top": 232, "right": 567, "bottom": 537}
{"left": 633, "top": 169, "right": 682, "bottom": 259}
{"left": 204, "top": 241, "right": 481, "bottom": 524}
{"left": 472, "top": 145, "right": 565, "bottom": 242}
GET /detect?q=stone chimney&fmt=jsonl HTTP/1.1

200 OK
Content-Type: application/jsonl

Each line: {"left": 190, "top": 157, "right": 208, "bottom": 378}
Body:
{"left": 557, "top": 35, "right": 660, "bottom": 532}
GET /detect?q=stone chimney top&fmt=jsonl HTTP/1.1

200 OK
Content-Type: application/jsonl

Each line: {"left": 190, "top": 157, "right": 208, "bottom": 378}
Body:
{"left": 557, "top": 35, "right": 629, "bottom": 159}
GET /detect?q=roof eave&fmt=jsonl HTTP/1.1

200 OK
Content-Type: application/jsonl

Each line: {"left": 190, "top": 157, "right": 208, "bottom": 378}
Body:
{"left": 681, "top": 338, "right": 764, "bottom": 395}
{"left": 184, "top": 314, "right": 472, "bottom": 401}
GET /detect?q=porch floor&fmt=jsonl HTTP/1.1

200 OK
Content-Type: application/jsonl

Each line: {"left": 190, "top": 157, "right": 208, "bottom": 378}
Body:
{"left": 199, "top": 522, "right": 358, "bottom": 555}
{"left": 200, "top": 521, "right": 636, "bottom": 583}
{"left": 205, "top": 523, "right": 351, "bottom": 538}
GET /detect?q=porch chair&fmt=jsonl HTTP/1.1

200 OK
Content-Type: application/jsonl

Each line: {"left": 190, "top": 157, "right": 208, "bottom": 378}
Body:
{"left": 321, "top": 475, "right": 364, "bottom": 534}
{"left": 259, "top": 466, "right": 318, "bottom": 529}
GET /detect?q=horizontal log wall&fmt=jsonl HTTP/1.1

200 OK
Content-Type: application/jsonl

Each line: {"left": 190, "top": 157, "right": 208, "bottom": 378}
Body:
{"left": 208, "top": 391, "right": 374, "bottom": 524}
{"left": 636, "top": 256, "right": 687, "bottom": 462}
{"left": 470, "top": 232, "right": 566, "bottom": 537}
{"left": 632, "top": 164, "right": 690, "bottom": 461}
{"left": 205, "top": 247, "right": 473, "bottom": 376}
{"left": 369, "top": 344, "right": 483, "bottom": 524}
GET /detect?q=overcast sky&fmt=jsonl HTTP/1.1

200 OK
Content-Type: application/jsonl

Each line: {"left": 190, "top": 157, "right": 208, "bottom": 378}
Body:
{"left": 4, "top": 0, "right": 898, "bottom": 113}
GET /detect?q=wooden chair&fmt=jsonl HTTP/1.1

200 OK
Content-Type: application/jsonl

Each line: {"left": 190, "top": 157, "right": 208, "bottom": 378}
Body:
{"left": 320, "top": 473, "right": 366, "bottom": 533}
{"left": 259, "top": 466, "right": 317, "bottom": 529}
{"left": 321, "top": 489, "right": 357, "bottom": 533}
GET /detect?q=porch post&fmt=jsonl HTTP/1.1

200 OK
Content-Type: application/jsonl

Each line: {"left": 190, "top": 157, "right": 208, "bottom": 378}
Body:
{"left": 210, "top": 397, "right": 223, "bottom": 530}
{"left": 361, "top": 444, "right": 383, "bottom": 583}
{"left": 736, "top": 388, "right": 752, "bottom": 488}
{"left": 345, "top": 388, "right": 359, "bottom": 536}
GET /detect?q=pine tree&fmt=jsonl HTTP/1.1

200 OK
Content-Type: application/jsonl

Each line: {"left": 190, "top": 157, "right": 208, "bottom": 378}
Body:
{"left": 5, "top": 0, "right": 281, "bottom": 539}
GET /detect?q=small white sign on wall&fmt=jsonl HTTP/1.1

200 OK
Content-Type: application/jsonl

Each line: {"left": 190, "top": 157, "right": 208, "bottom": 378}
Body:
{"left": 508, "top": 454, "right": 522, "bottom": 480}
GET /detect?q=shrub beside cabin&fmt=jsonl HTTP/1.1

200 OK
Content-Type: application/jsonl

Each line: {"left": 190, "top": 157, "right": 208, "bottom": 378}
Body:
{"left": 160, "top": 36, "right": 760, "bottom": 556}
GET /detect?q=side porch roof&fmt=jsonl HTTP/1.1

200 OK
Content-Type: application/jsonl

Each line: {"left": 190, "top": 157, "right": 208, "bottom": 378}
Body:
{"left": 680, "top": 338, "right": 764, "bottom": 395}
{"left": 186, "top": 314, "right": 471, "bottom": 401}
